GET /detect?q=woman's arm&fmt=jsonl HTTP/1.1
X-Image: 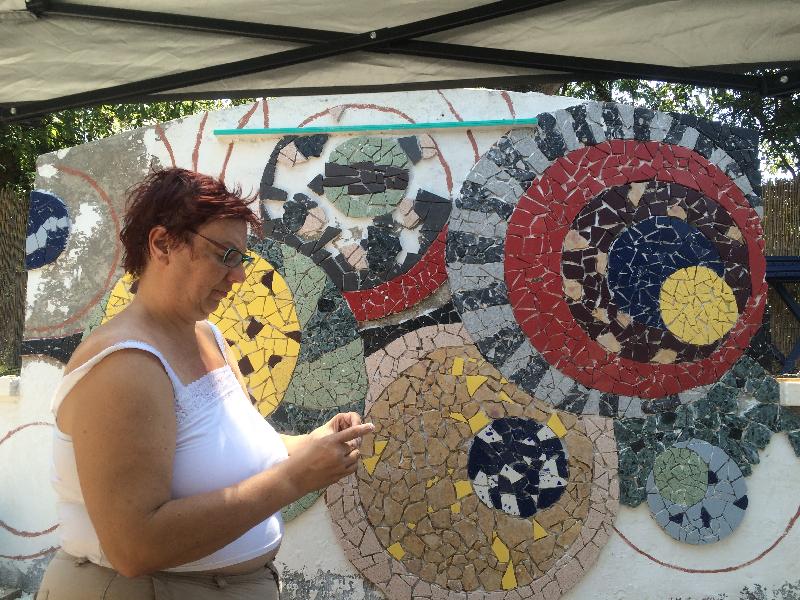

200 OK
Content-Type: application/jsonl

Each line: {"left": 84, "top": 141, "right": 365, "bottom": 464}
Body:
{"left": 65, "top": 349, "right": 371, "bottom": 578}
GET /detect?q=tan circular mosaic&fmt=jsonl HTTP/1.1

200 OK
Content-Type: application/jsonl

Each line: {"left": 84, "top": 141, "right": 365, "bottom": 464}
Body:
{"left": 327, "top": 325, "right": 619, "bottom": 600}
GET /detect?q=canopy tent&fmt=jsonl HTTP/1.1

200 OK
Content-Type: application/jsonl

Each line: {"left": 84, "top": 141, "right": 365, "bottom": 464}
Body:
{"left": 1, "top": 0, "right": 799, "bottom": 122}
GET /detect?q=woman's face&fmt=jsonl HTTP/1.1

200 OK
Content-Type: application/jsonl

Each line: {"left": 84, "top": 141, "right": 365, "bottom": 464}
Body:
{"left": 170, "top": 218, "right": 249, "bottom": 319}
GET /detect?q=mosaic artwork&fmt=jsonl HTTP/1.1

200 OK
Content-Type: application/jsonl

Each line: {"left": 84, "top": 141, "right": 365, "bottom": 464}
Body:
{"left": 17, "top": 93, "right": 800, "bottom": 599}
{"left": 468, "top": 416, "right": 569, "bottom": 518}
{"left": 447, "top": 103, "right": 766, "bottom": 418}
{"left": 646, "top": 439, "right": 747, "bottom": 544}
{"left": 260, "top": 133, "right": 450, "bottom": 321}
{"left": 25, "top": 190, "right": 70, "bottom": 270}
{"left": 614, "top": 354, "right": 800, "bottom": 507}
{"left": 327, "top": 327, "right": 619, "bottom": 599}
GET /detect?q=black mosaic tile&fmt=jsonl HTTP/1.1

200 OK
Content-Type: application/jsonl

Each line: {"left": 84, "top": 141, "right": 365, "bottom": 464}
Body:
{"left": 455, "top": 181, "right": 516, "bottom": 220}
{"left": 282, "top": 199, "right": 309, "bottom": 233}
{"left": 20, "top": 333, "right": 82, "bottom": 364}
{"left": 293, "top": 134, "right": 328, "bottom": 158}
{"left": 601, "top": 102, "right": 627, "bottom": 140}
{"left": 451, "top": 281, "right": 509, "bottom": 313}
{"left": 446, "top": 231, "right": 504, "bottom": 264}
{"left": 633, "top": 107, "right": 656, "bottom": 141}
{"left": 566, "top": 104, "right": 598, "bottom": 145}
{"left": 360, "top": 302, "right": 462, "bottom": 356}
{"left": 296, "top": 278, "right": 360, "bottom": 365}
{"left": 533, "top": 111, "right": 567, "bottom": 161}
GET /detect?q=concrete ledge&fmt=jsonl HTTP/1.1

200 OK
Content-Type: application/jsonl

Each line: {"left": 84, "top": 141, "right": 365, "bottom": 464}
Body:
{"left": 777, "top": 377, "right": 800, "bottom": 407}
{"left": 0, "top": 375, "right": 20, "bottom": 403}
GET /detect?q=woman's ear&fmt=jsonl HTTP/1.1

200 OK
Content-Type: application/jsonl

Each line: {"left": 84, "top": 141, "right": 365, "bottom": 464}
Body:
{"left": 148, "top": 226, "right": 171, "bottom": 263}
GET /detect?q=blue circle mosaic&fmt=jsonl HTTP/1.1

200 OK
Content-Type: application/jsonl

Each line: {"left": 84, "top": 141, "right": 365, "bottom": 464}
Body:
{"left": 26, "top": 190, "right": 70, "bottom": 270}
{"left": 467, "top": 417, "right": 568, "bottom": 518}
{"left": 646, "top": 438, "right": 748, "bottom": 544}
{"left": 607, "top": 216, "right": 725, "bottom": 329}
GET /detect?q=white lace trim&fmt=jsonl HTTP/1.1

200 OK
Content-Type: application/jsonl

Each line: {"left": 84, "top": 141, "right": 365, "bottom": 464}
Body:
{"left": 173, "top": 366, "right": 243, "bottom": 427}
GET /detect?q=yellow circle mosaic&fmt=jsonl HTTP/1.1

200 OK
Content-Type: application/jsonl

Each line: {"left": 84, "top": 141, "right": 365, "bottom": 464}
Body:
{"left": 101, "top": 255, "right": 301, "bottom": 417}
{"left": 658, "top": 265, "right": 738, "bottom": 345}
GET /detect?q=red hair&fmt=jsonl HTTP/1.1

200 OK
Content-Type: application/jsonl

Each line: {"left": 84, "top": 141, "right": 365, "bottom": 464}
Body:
{"left": 120, "top": 168, "right": 262, "bottom": 277}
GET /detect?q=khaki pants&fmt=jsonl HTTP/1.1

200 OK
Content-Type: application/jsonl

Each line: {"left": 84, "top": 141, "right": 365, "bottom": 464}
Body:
{"left": 36, "top": 551, "right": 280, "bottom": 600}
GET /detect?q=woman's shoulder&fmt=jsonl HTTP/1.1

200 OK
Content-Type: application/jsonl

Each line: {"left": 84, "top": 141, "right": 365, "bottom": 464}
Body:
{"left": 64, "top": 315, "right": 159, "bottom": 376}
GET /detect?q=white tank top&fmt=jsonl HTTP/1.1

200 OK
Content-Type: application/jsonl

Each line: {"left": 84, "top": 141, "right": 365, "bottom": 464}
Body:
{"left": 49, "top": 321, "right": 288, "bottom": 572}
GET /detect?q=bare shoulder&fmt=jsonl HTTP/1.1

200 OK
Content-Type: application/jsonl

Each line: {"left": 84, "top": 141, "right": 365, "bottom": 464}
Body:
{"left": 65, "top": 313, "right": 155, "bottom": 374}
{"left": 58, "top": 318, "right": 174, "bottom": 435}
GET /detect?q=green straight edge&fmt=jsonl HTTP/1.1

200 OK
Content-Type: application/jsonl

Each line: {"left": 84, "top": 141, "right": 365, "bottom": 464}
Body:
{"left": 212, "top": 117, "right": 538, "bottom": 137}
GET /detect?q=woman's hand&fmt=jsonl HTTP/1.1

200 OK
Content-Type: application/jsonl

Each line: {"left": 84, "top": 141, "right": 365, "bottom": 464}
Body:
{"left": 283, "top": 421, "right": 374, "bottom": 496}
{"left": 311, "top": 412, "right": 365, "bottom": 447}
{"left": 281, "top": 411, "right": 367, "bottom": 455}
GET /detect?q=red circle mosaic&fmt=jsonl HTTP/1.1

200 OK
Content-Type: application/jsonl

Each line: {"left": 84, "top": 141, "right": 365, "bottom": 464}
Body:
{"left": 504, "top": 140, "right": 767, "bottom": 398}
{"left": 343, "top": 227, "right": 448, "bottom": 321}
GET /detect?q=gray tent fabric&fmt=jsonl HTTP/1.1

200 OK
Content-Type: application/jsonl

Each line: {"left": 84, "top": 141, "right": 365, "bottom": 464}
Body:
{"left": 0, "top": 0, "right": 798, "bottom": 113}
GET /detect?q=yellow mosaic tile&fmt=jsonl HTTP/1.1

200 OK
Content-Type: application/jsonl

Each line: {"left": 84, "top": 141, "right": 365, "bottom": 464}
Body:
{"left": 497, "top": 390, "right": 515, "bottom": 404}
{"left": 491, "top": 533, "right": 509, "bottom": 563}
{"left": 362, "top": 438, "right": 388, "bottom": 475}
{"left": 546, "top": 413, "right": 567, "bottom": 438}
{"left": 659, "top": 265, "right": 737, "bottom": 345}
{"left": 466, "top": 374, "right": 489, "bottom": 396}
{"left": 532, "top": 519, "right": 548, "bottom": 541}
{"left": 451, "top": 356, "right": 464, "bottom": 376}
{"left": 450, "top": 502, "right": 461, "bottom": 514}
{"left": 387, "top": 542, "right": 406, "bottom": 560}
{"left": 502, "top": 560, "right": 517, "bottom": 590}
{"left": 454, "top": 480, "right": 473, "bottom": 499}
{"left": 468, "top": 410, "right": 491, "bottom": 433}
{"left": 449, "top": 412, "right": 467, "bottom": 423}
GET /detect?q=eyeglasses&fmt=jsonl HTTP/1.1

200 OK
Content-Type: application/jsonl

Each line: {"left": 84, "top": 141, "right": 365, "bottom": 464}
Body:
{"left": 189, "top": 230, "right": 254, "bottom": 269}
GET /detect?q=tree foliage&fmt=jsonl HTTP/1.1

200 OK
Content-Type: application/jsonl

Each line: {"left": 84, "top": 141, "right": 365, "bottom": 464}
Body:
{"left": 559, "top": 78, "right": 800, "bottom": 178}
{"left": 0, "top": 99, "right": 255, "bottom": 196}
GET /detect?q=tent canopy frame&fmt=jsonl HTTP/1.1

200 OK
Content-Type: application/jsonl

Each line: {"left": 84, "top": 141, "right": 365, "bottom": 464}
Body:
{"left": 2, "top": 0, "right": 799, "bottom": 123}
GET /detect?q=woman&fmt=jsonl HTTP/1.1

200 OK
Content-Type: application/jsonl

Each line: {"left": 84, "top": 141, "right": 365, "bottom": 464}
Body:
{"left": 38, "top": 168, "right": 373, "bottom": 599}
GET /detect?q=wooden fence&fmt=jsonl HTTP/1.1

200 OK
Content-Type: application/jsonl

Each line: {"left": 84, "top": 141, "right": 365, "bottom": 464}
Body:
{"left": 763, "top": 179, "right": 800, "bottom": 364}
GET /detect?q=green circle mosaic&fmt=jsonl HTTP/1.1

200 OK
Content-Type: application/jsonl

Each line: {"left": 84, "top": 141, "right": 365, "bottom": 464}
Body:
{"left": 653, "top": 447, "right": 707, "bottom": 506}
{"left": 325, "top": 136, "right": 410, "bottom": 218}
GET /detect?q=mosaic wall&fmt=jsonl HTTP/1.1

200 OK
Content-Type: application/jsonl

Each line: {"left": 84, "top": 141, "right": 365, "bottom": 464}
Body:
{"left": 10, "top": 91, "right": 800, "bottom": 599}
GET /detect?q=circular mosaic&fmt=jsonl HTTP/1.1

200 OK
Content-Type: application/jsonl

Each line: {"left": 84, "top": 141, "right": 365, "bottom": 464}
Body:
{"left": 562, "top": 182, "right": 751, "bottom": 367}
{"left": 328, "top": 330, "right": 619, "bottom": 599}
{"left": 646, "top": 439, "right": 748, "bottom": 544}
{"left": 325, "top": 136, "right": 410, "bottom": 218}
{"left": 259, "top": 126, "right": 451, "bottom": 321}
{"left": 447, "top": 102, "right": 767, "bottom": 417}
{"left": 25, "top": 190, "right": 71, "bottom": 270}
{"left": 652, "top": 447, "right": 707, "bottom": 507}
{"left": 468, "top": 417, "right": 568, "bottom": 518}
